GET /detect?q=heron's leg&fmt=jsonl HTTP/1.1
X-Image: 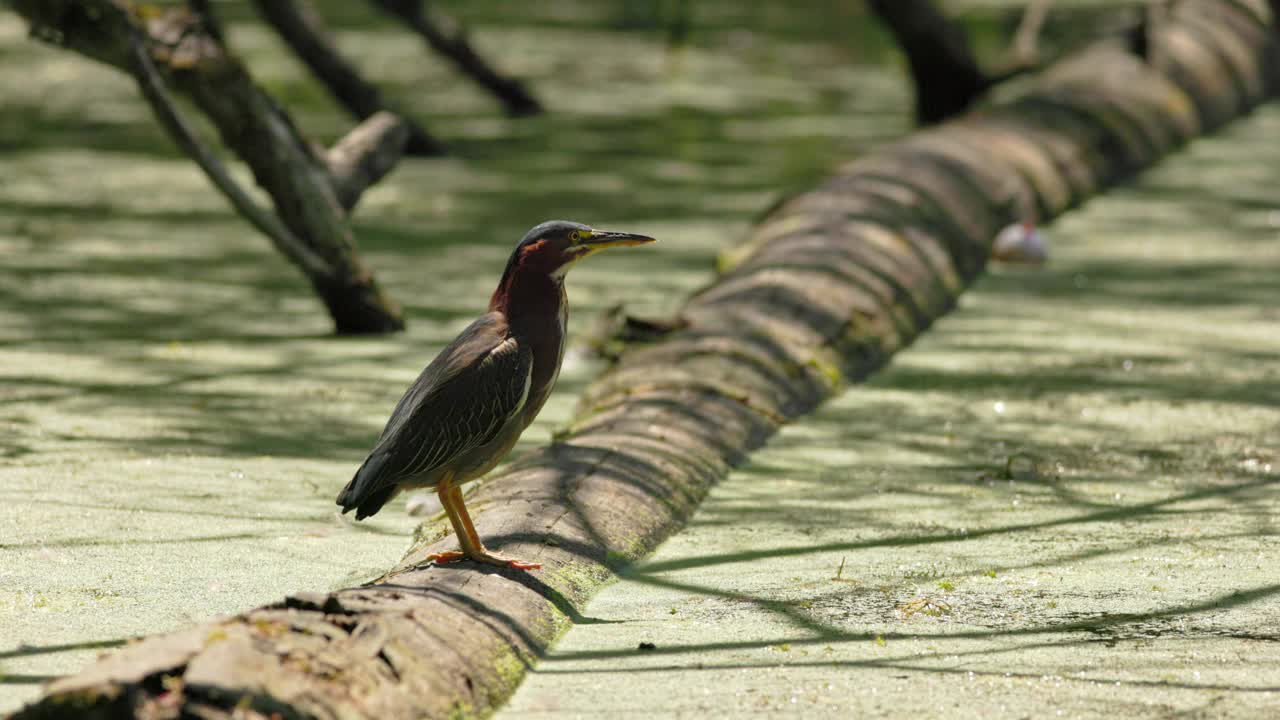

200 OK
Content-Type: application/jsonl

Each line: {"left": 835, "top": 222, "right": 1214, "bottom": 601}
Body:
{"left": 445, "top": 483, "right": 541, "bottom": 571}
{"left": 445, "top": 483, "right": 485, "bottom": 551}
{"left": 442, "top": 482, "right": 486, "bottom": 556}
{"left": 425, "top": 480, "right": 538, "bottom": 569}
{"left": 425, "top": 478, "right": 468, "bottom": 565}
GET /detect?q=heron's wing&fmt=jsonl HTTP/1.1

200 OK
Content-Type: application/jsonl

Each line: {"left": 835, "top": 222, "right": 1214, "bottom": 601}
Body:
{"left": 337, "top": 313, "right": 532, "bottom": 514}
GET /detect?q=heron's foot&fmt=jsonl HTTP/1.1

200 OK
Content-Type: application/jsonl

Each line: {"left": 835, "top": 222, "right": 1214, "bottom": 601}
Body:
{"left": 426, "top": 550, "right": 467, "bottom": 564}
{"left": 426, "top": 548, "right": 540, "bottom": 570}
{"left": 470, "top": 549, "right": 541, "bottom": 571}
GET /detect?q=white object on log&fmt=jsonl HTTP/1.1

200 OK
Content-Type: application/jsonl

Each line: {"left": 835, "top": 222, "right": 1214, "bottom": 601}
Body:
{"left": 405, "top": 493, "right": 443, "bottom": 517}
{"left": 992, "top": 221, "right": 1049, "bottom": 265}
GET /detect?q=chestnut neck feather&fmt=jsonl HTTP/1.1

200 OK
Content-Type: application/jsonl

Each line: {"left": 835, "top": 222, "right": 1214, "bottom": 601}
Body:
{"left": 490, "top": 257, "right": 568, "bottom": 422}
{"left": 490, "top": 270, "right": 564, "bottom": 324}
{"left": 490, "top": 251, "right": 567, "bottom": 326}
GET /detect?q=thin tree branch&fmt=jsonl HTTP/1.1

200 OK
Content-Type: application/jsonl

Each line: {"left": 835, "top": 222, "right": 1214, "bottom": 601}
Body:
{"left": 326, "top": 111, "right": 412, "bottom": 211}
{"left": 11, "top": 0, "right": 405, "bottom": 334}
{"left": 1012, "top": 0, "right": 1052, "bottom": 68}
{"left": 186, "top": 0, "right": 225, "bottom": 44}
{"left": 370, "top": 0, "right": 543, "bottom": 117}
{"left": 251, "top": 0, "right": 445, "bottom": 156}
{"left": 126, "top": 25, "right": 334, "bottom": 280}
{"left": 986, "top": 0, "right": 1056, "bottom": 87}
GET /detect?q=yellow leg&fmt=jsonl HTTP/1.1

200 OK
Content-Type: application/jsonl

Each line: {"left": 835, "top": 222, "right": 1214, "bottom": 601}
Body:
{"left": 424, "top": 477, "right": 468, "bottom": 564}
{"left": 426, "top": 479, "right": 540, "bottom": 571}
{"left": 445, "top": 483, "right": 485, "bottom": 552}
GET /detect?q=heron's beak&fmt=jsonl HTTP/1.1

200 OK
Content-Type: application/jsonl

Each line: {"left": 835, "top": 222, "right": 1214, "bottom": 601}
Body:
{"left": 582, "top": 230, "right": 656, "bottom": 249}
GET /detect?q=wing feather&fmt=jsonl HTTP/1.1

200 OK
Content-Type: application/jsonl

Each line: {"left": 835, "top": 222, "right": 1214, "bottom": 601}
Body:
{"left": 336, "top": 313, "right": 533, "bottom": 515}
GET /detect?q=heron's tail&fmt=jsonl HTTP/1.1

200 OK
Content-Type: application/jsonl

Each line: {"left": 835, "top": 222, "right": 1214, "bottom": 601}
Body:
{"left": 336, "top": 453, "right": 397, "bottom": 520}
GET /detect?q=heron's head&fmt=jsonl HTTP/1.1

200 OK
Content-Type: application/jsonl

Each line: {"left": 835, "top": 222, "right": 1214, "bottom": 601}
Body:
{"left": 502, "top": 220, "right": 655, "bottom": 282}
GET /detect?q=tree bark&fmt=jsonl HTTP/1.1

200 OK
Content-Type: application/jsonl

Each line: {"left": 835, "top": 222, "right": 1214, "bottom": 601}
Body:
{"left": 251, "top": 0, "right": 445, "bottom": 156}
{"left": 10, "top": 0, "right": 406, "bottom": 335}
{"left": 327, "top": 112, "right": 414, "bottom": 212}
{"left": 371, "top": 0, "right": 543, "bottom": 117}
{"left": 185, "top": 0, "right": 224, "bottom": 44}
{"left": 12, "top": 1, "right": 1277, "bottom": 718}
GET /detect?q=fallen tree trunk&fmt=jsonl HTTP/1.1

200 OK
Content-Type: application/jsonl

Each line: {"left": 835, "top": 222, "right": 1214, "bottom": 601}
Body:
{"left": 10, "top": 0, "right": 407, "bottom": 335}
{"left": 15, "top": 1, "right": 1276, "bottom": 718}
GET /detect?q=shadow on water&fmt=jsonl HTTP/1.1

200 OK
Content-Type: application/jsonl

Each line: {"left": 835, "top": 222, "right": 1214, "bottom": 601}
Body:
{"left": 0, "top": 640, "right": 129, "bottom": 686}
{"left": 0, "top": 639, "right": 127, "bottom": 662}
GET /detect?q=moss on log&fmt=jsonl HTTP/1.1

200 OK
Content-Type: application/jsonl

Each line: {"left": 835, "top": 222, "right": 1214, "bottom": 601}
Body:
{"left": 13, "top": 1, "right": 1278, "bottom": 718}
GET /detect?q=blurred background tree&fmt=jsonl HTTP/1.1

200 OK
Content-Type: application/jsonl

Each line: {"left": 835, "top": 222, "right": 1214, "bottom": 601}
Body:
{"left": 7, "top": 0, "right": 552, "bottom": 334}
{"left": 4, "top": 0, "right": 1155, "bottom": 335}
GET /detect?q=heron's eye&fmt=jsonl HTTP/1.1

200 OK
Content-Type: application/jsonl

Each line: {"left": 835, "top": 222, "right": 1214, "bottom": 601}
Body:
{"left": 568, "top": 230, "right": 583, "bottom": 243}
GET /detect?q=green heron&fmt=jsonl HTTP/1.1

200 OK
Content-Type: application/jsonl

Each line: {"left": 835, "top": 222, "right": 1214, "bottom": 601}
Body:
{"left": 336, "top": 221, "right": 655, "bottom": 570}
